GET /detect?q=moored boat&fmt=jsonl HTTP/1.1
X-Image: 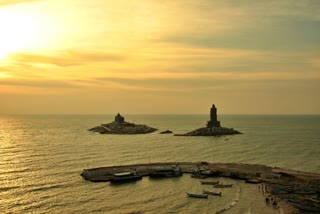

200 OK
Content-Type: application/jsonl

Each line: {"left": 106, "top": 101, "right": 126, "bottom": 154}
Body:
{"left": 191, "top": 174, "right": 208, "bottom": 179}
{"left": 191, "top": 168, "right": 218, "bottom": 178}
{"left": 214, "top": 183, "right": 233, "bottom": 188}
{"left": 149, "top": 166, "right": 183, "bottom": 178}
{"left": 245, "top": 179, "right": 261, "bottom": 184}
{"left": 110, "top": 172, "right": 142, "bottom": 184}
{"left": 203, "top": 190, "right": 222, "bottom": 196}
{"left": 201, "top": 181, "right": 220, "bottom": 185}
{"left": 186, "top": 192, "right": 208, "bottom": 199}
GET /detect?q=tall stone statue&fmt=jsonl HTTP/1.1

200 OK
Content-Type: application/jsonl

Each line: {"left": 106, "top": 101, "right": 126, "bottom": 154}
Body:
{"left": 207, "top": 104, "right": 221, "bottom": 128}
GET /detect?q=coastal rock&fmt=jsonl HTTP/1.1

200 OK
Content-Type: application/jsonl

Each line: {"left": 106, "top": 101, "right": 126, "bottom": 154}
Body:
{"left": 175, "top": 104, "right": 242, "bottom": 136}
{"left": 175, "top": 127, "right": 241, "bottom": 136}
{"left": 159, "top": 130, "right": 173, "bottom": 134}
{"left": 89, "top": 113, "right": 157, "bottom": 134}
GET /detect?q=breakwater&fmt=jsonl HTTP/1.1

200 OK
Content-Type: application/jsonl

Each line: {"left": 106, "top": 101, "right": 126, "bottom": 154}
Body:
{"left": 81, "top": 162, "right": 320, "bottom": 213}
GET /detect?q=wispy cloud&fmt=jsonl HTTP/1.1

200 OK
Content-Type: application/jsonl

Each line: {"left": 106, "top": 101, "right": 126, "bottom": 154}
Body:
{"left": 7, "top": 50, "right": 126, "bottom": 67}
{"left": 94, "top": 70, "right": 320, "bottom": 82}
{"left": 246, "top": 1, "right": 320, "bottom": 21}
{"left": 0, "top": 0, "right": 39, "bottom": 7}
{"left": 310, "top": 57, "right": 320, "bottom": 68}
{"left": 1, "top": 0, "right": 319, "bottom": 114}
{"left": 155, "top": 1, "right": 320, "bottom": 51}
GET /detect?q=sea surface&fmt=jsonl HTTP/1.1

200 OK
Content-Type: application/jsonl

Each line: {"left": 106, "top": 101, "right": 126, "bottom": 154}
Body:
{"left": 0, "top": 114, "right": 319, "bottom": 213}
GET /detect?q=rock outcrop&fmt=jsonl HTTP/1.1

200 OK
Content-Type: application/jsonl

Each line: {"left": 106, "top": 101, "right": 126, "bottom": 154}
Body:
{"left": 175, "top": 104, "right": 242, "bottom": 136}
{"left": 159, "top": 130, "right": 173, "bottom": 134}
{"left": 89, "top": 113, "right": 157, "bottom": 134}
{"left": 175, "top": 126, "right": 241, "bottom": 136}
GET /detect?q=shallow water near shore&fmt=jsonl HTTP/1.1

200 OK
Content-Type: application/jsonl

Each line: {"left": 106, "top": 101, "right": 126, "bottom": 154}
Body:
{"left": 0, "top": 114, "right": 319, "bottom": 213}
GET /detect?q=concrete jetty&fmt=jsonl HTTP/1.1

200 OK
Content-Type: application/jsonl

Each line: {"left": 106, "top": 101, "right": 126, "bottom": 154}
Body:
{"left": 81, "top": 162, "right": 320, "bottom": 213}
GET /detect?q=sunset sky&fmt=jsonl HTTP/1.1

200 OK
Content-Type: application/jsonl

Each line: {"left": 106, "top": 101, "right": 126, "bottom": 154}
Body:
{"left": 0, "top": 0, "right": 319, "bottom": 114}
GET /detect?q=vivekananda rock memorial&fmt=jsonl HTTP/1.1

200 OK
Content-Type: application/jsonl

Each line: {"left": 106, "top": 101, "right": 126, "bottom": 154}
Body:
{"left": 175, "top": 104, "right": 242, "bottom": 136}
{"left": 89, "top": 104, "right": 241, "bottom": 136}
{"left": 89, "top": 113, "right": 157, "bottom": 134}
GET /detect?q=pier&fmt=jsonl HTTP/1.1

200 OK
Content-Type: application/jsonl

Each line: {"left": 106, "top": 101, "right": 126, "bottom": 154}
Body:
{"left": 81, "top": 162, "right": 320, "bottom": 213}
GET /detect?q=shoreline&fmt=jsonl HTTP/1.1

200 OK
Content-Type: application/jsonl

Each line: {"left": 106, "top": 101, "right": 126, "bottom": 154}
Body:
{"left": 81, "top": 162, "right": 320, "bottom": 213}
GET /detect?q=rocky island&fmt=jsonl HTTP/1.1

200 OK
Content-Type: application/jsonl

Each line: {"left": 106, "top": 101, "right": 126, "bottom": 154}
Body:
{"left": 89, "top": 113, "right": 157, "bottom": 134}
{"left": 159, "top": 130, "right": 173, "bottom": 134}
{"left": 175, "top": 104, "right": 241, "bottom": 136}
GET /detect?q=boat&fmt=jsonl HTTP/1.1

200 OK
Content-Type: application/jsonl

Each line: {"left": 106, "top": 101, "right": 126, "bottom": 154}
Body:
{"left": 245, "top": 179, "right": 261, "bottom": 184}
{"left": 202, "top": 190, "right": 222, "bottom": 196}
{"left": 110, "top": 172, "right": 142, "bottom": 183}
{"left": 186, "top": 193, "right": 208, "bottom": 199}
{"left": 191, "top": 174, "right": 208, "bottom": 179}
{"left": 214, "top": 183, "right": 233, "bottom": 188}
{"left": 200, "top": 181, "right": 220, "bottom": 185}
{"left": 191, "top": 168, "right": 217, "bottom": 178}
{"left": 149, "top": 166, "right": 183, "bottom": 178}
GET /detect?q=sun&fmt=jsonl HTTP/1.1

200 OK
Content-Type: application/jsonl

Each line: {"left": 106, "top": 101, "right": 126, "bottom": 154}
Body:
{"left": 0, "top": 10, "right": 39, "bottom": 59}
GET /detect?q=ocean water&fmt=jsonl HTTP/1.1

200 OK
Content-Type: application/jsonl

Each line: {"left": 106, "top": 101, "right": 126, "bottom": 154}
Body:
{"left": 0, "top": 114, "right": 319, "bottom": 213}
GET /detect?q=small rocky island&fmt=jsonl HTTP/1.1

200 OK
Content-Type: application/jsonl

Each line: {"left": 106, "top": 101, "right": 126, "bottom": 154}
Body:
{"left": 160, "top": 130, "right": 173, "bottom": 134}
{"left": 89, "top": 113, "right": 157, "bottom": 134}
{"left": 175, "top": 104, "right": 242, "bottom": 136}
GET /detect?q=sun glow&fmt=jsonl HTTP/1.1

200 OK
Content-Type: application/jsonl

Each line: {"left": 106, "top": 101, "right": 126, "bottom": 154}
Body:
{"left": 0, "top": 10, "right": 40, "bottom": 59}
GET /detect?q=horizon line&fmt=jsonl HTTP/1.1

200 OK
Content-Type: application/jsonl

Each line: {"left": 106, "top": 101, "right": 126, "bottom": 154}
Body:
{"left": 1, "top": 113, "right": 319, "bottom": 116}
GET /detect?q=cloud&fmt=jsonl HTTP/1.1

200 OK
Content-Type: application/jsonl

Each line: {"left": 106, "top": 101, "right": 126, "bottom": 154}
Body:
{"left": 153, "top": 0, "right": 320, "bottom": 52}
{"left": 0, "top": 77, "right": 88, "bottom": 95}
{"left": 248, "top": 0, "right": 320, "bottom": 21}
{"left": 310, "top": 57, "right": 320, "bottom": 68}
{"left": 95, "top": 70, "right": 320, "bottom": 82}
{"left": 162, "top": 19, "right": 320, "bottom": 51}
{"left": 0, "top": 78, "right": 80, "bottom": 88}
{"left": 7, "top": 50, "right": 126, "bottom": 67}
{"left": 0, "top": 0, "right": 39, "bottom": 7}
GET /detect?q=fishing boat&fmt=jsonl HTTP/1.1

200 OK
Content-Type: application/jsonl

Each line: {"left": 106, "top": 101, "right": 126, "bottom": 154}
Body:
{"left": 191, "top": 174, "right": 208, "bottom": 179}
{"left": 245, "top": 179, "right": 261, "bottom": 184}
{"left": 191, "top": 168, "right": 218, "bottom": 178}
{"left": 200, "top": 181, "right": 219, "bottom": 185}
{"left": 149, "top": 166, "right": 183, "bottom": 178}
{"left": 186, "top": 193, "right": 208, "bottom": 199}
{"left": 214, "top": 183, "right": 233, "bottom": 188}
{"left": 110, "top": 172, "right": 142, "bottom": 184}
{"left": 202, "top": 190, "right": 222, "bottom": 196}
